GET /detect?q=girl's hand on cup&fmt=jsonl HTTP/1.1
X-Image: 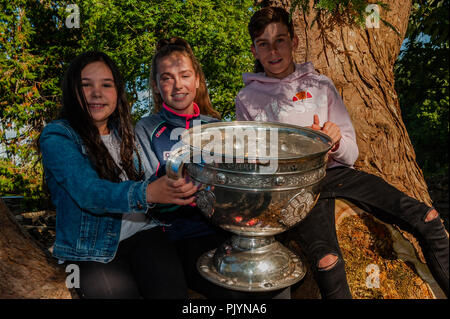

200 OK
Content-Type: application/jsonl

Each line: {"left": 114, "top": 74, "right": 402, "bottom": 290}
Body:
{"left": 146, "top": 175, "right": 197, "bottom": 206}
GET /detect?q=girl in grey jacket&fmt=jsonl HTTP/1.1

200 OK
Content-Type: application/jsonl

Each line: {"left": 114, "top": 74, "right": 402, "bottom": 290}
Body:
{"left": 135, "top": 37, "right": 285, "bottom": 299}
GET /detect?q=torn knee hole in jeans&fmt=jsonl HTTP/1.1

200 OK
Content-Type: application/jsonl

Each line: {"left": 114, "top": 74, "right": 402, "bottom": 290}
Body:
{"left": 424, "top": 209, "right": 439, "bottom": 223}
{"left": 318, "top": 254, "right": 339, "bottom": 271}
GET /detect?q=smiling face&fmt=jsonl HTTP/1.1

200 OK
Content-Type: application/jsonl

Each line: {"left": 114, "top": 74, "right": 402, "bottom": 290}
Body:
{"left": 80, "top": 61, "right": 118, "bottom": 135}
{"left": 154, "top": 52, "right": 199, "bottom": 115}
{"left": 251, "top": 22, "right": 298, "bottom": 79}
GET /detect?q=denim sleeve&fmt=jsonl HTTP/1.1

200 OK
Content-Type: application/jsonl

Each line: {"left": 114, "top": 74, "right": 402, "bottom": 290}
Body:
{"left": 39, "top": 122, "right": 150, "bottom": 215}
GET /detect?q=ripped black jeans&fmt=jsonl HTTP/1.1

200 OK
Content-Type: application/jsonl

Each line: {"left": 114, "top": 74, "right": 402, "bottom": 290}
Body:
{"left": 290, "top": 167, "right": 449, "bottom": 299}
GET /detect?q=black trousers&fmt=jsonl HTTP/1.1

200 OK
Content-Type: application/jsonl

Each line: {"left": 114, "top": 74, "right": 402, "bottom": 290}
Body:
{"left": 75, "top": 227, "right": 188, "bottom": 299}
{"left": 292, "top": 166, "right": 449, "bottom": 299}
{"left": 74, "top": 227, "right": 285, "bottom": 299}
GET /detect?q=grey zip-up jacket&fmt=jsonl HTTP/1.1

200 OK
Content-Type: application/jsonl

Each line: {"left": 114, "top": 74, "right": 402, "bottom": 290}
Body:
{"left": 134, "top": 103, "right": 220, "bottom": 241}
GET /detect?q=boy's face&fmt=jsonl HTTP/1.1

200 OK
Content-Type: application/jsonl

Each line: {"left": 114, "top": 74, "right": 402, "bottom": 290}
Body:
{"left": 251, "top": 22, "right": 298, "bottom": 79}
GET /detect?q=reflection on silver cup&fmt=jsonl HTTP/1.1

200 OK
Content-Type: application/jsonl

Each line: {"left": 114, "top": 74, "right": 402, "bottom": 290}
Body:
{"left": 167, "top": 121, "right": 332, "bottom": 292}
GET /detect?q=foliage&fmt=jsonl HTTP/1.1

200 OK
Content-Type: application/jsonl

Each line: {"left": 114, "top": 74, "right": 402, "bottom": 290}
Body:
{"left": 1, "top": 0, "right": 254, "bottom": 209}
{"left": 407, "top": 0, "right": 449, "bottom": 46}
{"left": 1, "top": 0, "right": 254, "bottom": 143}
{"left": 0, "top": 159, "right": 49, "bottom": 211}
{"left": 1, "top": 0, "right": 61, "bottom": 165}
{"left": 395, "top": 0, "right": 449, "bottom": 175}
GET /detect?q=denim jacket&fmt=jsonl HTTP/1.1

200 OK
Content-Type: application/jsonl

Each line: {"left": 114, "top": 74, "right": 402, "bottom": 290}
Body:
{"left": 39, "top": 119, "right": 157, "bottom": 263}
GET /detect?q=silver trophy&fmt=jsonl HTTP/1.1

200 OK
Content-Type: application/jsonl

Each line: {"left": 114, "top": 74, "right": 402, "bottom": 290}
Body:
{"left": 167, "top": 121, "right": 332, "bottom": 292}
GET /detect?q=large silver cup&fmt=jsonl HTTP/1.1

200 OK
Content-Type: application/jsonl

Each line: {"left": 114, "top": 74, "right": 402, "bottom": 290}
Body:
{"left": 167, "top": 121, "right": 332, "bottom": 292}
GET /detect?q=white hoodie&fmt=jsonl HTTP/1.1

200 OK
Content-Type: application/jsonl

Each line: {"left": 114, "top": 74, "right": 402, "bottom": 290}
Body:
{"left": 235, "top": 62, "right": 359, "bottom": 168}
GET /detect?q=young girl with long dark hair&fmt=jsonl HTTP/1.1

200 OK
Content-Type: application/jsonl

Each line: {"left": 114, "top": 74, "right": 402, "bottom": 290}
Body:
{"left": 39, "top": 51, "right": 196, "bottom": 298}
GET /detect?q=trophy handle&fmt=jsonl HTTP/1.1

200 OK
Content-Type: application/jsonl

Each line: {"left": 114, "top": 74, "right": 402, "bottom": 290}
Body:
{"left": 196, "top": 189, "right": 216, "bottom": 218}
{"left": 166, "top": 146, "right": 190, "bottom": 180}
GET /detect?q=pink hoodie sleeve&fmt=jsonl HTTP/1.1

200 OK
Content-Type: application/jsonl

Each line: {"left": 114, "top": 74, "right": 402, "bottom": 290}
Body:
{"left": 325, "top": 77, "right": 359, "bottom": 167}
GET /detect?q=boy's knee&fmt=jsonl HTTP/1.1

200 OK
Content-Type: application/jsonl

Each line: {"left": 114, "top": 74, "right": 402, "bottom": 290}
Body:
{"left": 318, "top": 254, "right": 339, "bottom": 271}
{"left": 424, "top": 209, "right": 439, "bottom": 223}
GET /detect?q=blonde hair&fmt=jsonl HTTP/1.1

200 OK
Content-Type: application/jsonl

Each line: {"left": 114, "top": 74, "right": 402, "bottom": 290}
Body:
{"left": 150, "top": 37, "right": 221, "bottom": 119}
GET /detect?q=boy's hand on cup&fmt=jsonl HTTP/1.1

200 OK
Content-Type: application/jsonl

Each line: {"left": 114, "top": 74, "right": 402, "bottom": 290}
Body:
{"left": 146, "top": 175, "right": 197, "bottom": 206}
{"left": 311, "top": 114, "right": 341, "bottom": 152}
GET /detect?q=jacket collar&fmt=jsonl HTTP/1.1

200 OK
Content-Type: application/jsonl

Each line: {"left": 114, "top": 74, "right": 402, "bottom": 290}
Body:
{"left": 160, "top": 102, "right": 201, "bottom": 129}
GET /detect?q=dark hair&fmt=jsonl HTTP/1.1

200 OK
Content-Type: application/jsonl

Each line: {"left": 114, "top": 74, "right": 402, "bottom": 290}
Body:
{"left": 248, "top": 7, "right": 295, "bottom": 73}
{"left": 150, "top": 37, "right": 221, "bottom": 119}
{"left": 58, "top": 51, "right": 143, "bottom": 182}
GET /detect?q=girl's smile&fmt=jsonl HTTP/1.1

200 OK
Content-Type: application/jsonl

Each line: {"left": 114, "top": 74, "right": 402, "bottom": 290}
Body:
{"left": 172, "top": 93, "right": 189, "bottom": 101}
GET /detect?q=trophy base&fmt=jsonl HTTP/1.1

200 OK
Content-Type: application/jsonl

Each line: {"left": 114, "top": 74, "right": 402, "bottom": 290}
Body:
{"left": 197, "top": 235, "right": 306, "bottom": 292}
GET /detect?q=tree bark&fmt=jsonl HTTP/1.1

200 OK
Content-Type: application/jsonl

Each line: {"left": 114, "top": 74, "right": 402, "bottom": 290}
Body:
{"left": 0, "top": 199, "right": 72, "bottom": 298}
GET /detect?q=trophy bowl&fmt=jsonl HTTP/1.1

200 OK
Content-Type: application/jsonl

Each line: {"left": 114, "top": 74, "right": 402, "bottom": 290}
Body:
{"left": 167, "top": 121, "right": 332, "bottom": 292}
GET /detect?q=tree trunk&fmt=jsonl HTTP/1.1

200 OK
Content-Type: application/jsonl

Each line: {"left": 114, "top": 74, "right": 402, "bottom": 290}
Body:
{"left": 0, "top": 199, "right": 72, "bottom": 298}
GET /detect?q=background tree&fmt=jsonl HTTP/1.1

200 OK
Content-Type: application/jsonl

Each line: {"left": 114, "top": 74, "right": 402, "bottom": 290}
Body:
{"left": 1, "top": 0, "right": 254, "bottom": 211}
{"left": 395, "top": 0, "right": 449, "bottom": 177}
{"left": 0, "top": 0, "right": 447, "bottom": 298}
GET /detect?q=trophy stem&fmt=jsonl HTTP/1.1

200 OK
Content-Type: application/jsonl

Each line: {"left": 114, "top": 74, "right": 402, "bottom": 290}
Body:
{"left": 197, "top": 234, "right": 306, "bottom": 292}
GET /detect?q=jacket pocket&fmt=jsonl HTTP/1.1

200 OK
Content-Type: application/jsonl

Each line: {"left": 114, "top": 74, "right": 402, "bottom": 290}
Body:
{"left": 76, "top": 210, "right": 100, "bottom": 252}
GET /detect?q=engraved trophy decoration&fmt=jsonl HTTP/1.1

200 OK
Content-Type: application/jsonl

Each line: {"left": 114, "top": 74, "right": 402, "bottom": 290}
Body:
{"left": 167, "top": 121, "right": 332, "bottom": 291}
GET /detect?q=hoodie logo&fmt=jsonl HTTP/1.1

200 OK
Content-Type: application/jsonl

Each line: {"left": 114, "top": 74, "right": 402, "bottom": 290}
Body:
{"left": 292, "top": 91, "right": 312, "bottom": 102}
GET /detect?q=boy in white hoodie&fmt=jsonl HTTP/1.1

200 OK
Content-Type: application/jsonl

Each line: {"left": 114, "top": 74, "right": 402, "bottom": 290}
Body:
{"left": 236, "top": 6, "right": 448, "bottom": 299}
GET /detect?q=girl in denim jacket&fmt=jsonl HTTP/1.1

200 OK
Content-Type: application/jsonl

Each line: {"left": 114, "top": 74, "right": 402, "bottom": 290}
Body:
{"left": 236, "top": 7, "right": 449, "bottom": 298}
{"left": 39, "top": 51, "right": 198, "bottom": 298}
